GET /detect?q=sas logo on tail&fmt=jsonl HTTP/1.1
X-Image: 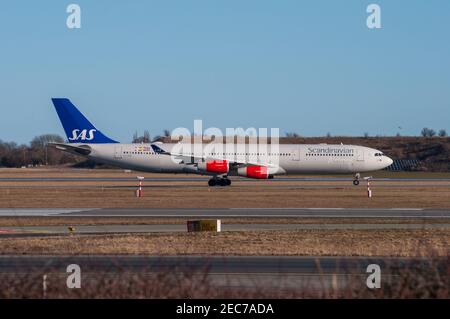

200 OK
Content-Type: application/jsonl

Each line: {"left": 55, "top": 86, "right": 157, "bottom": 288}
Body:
{"left": 69, "top": 129, "right": 97, "bottom": 141}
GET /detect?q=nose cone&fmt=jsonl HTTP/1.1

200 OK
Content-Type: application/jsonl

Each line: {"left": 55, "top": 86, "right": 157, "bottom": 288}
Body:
{"left": 385, "top": 156, "right": 393, "bottom": 167}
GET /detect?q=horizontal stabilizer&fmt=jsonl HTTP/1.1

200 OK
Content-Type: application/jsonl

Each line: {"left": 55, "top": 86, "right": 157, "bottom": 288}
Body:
{"left": 47, "top": 142, "right": 92, "bottom": 156}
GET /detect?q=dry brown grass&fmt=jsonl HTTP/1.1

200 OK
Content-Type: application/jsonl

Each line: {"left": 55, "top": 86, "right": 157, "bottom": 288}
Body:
{"left": 0, "top": 185, "right": 449, "bottom": 208}
{"left": 1, "top": 168, "right": 449, "bottom": 208}
{"left": 0, "top": 217, "right": 449, "bottom": 227}
{"left": 1, "top": 229, "right": 449, "bottom": 257}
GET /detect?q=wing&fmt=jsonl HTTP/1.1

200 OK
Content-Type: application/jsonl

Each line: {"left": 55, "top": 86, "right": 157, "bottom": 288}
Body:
{"left": 150, "top": 144, "right": 280, "bottom": 168}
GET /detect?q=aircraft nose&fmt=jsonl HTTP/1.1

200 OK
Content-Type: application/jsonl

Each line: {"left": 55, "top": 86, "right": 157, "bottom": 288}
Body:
{"left": 386, "top": 156, "right": 393, "bottom": 167}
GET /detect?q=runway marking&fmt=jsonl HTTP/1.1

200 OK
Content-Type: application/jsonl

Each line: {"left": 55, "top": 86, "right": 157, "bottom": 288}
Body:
{"left": 232, "top": 208, "right": 347, "bottom": 210}
{"left": 389, "top": 208, "right": 424, "bottom": 211}
{"left": 0, "top": 208, "right": 96, "bottom": 216}
{"left": 307, "top": 208, "right": 345, "bottom": 210}
{"left": 226, "top": 208, "right": 426, "bottom": 211}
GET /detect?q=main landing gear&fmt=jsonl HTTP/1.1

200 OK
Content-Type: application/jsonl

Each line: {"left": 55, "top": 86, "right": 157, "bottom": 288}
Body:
{"left": 208, "top": 177, "right": 232, "bottom": 187}
{"left": 353, "top": 173, "right": 361, "bottom": 186}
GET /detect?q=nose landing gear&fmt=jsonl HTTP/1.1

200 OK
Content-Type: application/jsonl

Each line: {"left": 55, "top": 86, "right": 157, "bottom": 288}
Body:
{"left": 208, "top": 177, "right": 232, "bottom": 187}
{"left": 353, "top": 173, "right": 361, "bottom": 186}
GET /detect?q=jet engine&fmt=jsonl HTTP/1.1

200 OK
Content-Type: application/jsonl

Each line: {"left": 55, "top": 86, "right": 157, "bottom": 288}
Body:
{"left": 237, "top": 165, "right": 274, "bottom": 179}
{"left": 197, "top": 160, "right": 229, "bottom": 174}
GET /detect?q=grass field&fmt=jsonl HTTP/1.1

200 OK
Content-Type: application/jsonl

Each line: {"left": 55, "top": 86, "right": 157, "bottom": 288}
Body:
{"left": 0, "top": 168, "right": 449, "bottom": 208}
{"left": 1, "top": 229, "right": 448, "bottom": 257}
{"left": 1, "top": 185, "right": 449, "bottom": 208}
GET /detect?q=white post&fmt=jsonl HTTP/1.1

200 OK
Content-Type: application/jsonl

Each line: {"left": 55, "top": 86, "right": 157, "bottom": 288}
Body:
{"left": 217, "top": 219, "right": 222, "bottom": 232}
{"left": 42, "top": 274, "right": 47, "bottom": 299}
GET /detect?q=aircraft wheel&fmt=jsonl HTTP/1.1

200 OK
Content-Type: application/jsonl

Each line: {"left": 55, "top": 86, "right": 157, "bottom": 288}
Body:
{"left": 219, "top": 178, "right": 228, "bottom": 186}
{"left": 225, "top": 179, "right": 231, "bottom": 186}
{"left": 353, "top": 179, "right": 360, "bottom": 186}
{"left": 208, "top": 179, "right": 217, "bottom": 187}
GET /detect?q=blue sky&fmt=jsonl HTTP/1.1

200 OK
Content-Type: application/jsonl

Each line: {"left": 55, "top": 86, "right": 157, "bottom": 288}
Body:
{"left": 0, "top": 1, "right": 449, "bottom": 143}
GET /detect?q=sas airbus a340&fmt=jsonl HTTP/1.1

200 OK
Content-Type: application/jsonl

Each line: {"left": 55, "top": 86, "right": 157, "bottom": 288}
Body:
{"left": 50, "top": 98, "right": 393, "bottom": 186}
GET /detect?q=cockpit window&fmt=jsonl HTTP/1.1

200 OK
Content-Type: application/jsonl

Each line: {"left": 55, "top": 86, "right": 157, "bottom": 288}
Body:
{"left": 374, "top": 152, "right": 384, "bottom": 156}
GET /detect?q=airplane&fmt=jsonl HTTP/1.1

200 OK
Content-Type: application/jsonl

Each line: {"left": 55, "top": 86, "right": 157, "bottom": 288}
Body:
{"left": 50, "top": 98, "right": 393, "bottom": 186}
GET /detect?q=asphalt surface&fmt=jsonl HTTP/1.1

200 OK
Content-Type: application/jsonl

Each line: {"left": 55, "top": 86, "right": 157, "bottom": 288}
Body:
{"left": 1, "top": 177, "right": 450, "bottom": 182}
{"left": 0, "top": 176, "right": 448, "bottom": 190}
{"left": 0, "top": 255, "right": 439, "bottom": 274}
{"left": 1, "top": 252, "right": 446, "bottom": 291}
{"left": 0, "top": 255, "right": 444, "bottom": 290}
{"left": 1, "top": 184, "right": 449, "bottom": 189}
{"left": 0, "top": 207, "right": 449, "bottom": 218}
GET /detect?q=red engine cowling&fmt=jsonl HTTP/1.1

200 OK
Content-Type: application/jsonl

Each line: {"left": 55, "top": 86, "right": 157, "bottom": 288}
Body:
{"left": 198, "top": 160, "right": 229, "bottom": 174}
{"left": 237, "top": 165, "right": 269, "bottom": 179}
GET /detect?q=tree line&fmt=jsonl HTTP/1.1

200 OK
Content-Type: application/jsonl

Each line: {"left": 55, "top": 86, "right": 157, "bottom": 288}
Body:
{"left": 420, "top": 128, "right": 447, "bottom": 138}
{"left": 285, "top": 128, "right": 448, "bottom": 138}
{"left": 132, "top": 130, "right": 170, "bottom": 143}
{"left": 0, "top": 134, "right": 77, "bottom": 168}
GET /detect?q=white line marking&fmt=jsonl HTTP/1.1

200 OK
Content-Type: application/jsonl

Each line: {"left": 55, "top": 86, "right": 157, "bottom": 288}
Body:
{"left": 306, "top": 208, "right": 345, "bottom": 210}
{"left": 389, "top": 208, "right": 424, "bottom": 211}
{"left": 231, "top": 208, "right": 347, "bottom": 210}
{"left": 0, "top": 208, "right": 96, "bottom": 216}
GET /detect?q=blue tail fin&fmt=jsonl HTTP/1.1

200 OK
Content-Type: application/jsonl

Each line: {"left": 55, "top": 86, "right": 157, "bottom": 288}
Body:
{"left": 52, "top": 98, "right": 118, "bottom": 144}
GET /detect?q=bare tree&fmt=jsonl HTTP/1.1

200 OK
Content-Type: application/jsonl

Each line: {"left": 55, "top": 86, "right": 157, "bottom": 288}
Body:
{"left": 132, "top": 131, "right": 151, "bottom": 143}
{"left": 132, "top": 131, "right": 139, "bottom": 143}
{"left": 143, "top": 130, "right": 151, "bottom": 143}
{"left": 29, "top": 134, "right": 65, "bottom": 165}
{"left": 285, "top": 132, "right": 299, "bottom": 138}
{"left": 421, "top": 128, "right": 436, "bottom": 137}
{"left": 438, "top": 129, "right": 447, "bottom": 137}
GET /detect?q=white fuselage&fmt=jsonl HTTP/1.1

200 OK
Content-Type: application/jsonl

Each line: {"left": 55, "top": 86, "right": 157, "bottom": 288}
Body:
{"left": 77, "top": 143, "right": 393, "bottom": 176}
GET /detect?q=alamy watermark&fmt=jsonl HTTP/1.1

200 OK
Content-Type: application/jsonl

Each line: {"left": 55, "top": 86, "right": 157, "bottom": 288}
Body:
{"left": 366, "top": 264, "right": 381, "bottom": 289}
{"left": 66, "top": 4, "right": 81, "bottom": 29}
{"left": 65, "top": 4, "right": 381, "bottom": 30}
{"left": 166, "top": 120, "right": 281, "bottom": 166}
{"left": 367, "top": 4, "right": 382, "bottom": 29}
{"left": 66, "top": 264, "right": 81, "bottom": 289}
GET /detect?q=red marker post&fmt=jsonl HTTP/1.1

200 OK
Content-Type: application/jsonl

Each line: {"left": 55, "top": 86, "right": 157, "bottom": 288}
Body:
{"left": 136, "top": 176, "right": 144, "bottom": 197}
{"left": 365, "top": 176, "right": 373, "bottom": 198}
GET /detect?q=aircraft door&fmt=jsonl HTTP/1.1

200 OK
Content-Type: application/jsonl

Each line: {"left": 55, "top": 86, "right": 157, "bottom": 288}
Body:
{"left": 291, "top": 148, "right": 300, "bottom": 161}
{"left": 356, "top": 149, "right": 364, "bottom": 161}
{"left": 114, "top": 146, "right": 122, "bottom": 159}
